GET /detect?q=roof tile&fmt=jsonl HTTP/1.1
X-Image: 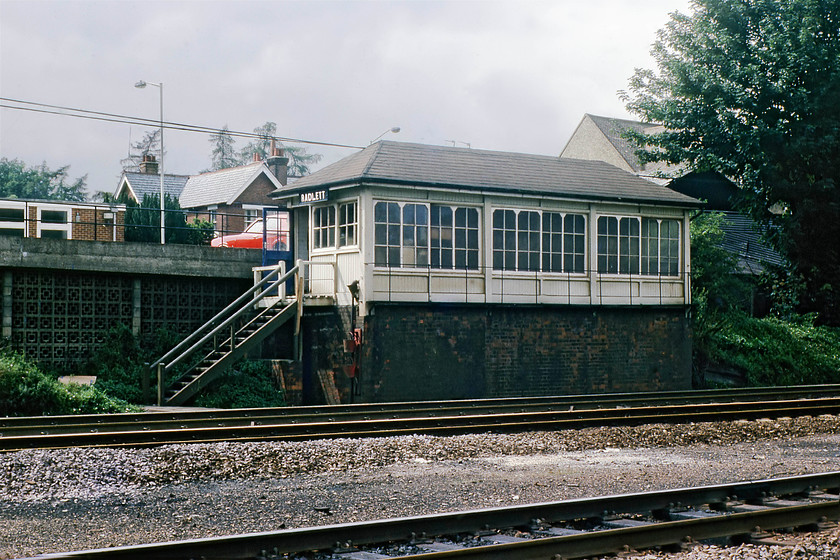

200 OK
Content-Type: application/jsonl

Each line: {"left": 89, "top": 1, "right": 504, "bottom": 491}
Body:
{"left": 276, "top": 141, "right": 700, "bottom": 207}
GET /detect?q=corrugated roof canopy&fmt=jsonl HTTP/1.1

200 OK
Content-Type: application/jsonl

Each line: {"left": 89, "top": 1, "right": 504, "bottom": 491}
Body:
{"left": 274, "top": 141, "right": 700, "bottom": 207}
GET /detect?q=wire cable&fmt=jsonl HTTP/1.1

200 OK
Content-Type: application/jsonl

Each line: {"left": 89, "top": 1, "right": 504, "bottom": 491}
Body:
{"left": 0, "top": 96, "right": 364, "bottom": 149}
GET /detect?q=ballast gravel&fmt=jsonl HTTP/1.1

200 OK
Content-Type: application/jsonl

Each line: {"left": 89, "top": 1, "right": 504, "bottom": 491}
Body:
{"left": 1, "top": 415, "right": 839, "bottom": 559}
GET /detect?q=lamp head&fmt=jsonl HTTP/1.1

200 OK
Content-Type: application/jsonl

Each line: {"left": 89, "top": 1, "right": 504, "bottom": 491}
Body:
{"left": 390, "top": 127, "right": 401, "bottom": 133}
{"left": 134, "top": 80, "right": 147, "bottom": 89}
{"left": 347, "top": 280, "right": 360, "bottom": 301}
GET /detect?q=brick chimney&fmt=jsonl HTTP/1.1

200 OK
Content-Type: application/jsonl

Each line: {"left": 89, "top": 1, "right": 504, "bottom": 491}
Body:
{"left": 266, "top": 139, "right": 289, "bottom": 185}
{"left": 139, "top": 154, "right": 159, "bottom": 174}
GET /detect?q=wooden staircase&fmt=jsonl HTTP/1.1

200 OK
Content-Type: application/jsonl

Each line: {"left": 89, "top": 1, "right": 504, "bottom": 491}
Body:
{"left": 150, "top": 261, "right": 301, "bottom": 406}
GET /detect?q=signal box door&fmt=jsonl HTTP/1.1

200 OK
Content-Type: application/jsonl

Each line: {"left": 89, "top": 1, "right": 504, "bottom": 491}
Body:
{"left": 262, "top": 208, "right": 293, "bottom": 290}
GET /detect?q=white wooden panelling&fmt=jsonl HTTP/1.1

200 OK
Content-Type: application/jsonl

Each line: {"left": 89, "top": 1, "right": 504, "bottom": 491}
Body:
{"left": 540, "top": 278, "right": 591, "bottom": 297}
{"left": 429, "top": 274, "right": 485, "bottom": 294}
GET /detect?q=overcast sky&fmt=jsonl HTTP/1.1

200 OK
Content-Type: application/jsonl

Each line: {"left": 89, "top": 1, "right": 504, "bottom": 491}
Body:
{"left": 0, "top": 0, "right": 690, "bottom": 196}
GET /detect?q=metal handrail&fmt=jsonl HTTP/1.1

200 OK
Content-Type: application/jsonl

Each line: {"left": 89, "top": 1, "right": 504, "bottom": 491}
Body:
{"left": 150, "top": 260, "right": 290, "bottom": 371}
{"left": 162, "top": 265, "right": 299, "bottom": 374}
{"left": 363, "top": 263, "right": 687, "bottom": 305}
{"left": 298, "top": 259, "right": 338, "bottom": 299}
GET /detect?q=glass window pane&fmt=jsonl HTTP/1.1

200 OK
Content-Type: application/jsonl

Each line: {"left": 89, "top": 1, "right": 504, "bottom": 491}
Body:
{"left": 468, "top": 229, "right": 478, "bottom": 248}
{"left": 455, "top": 208, "right": 465, "bottom": 227}
{"left": 468, "top": 209, "right": 478, "bottom": 228}
{"left": 493, "top": 229, "right": 503, "bottom": 250}
{"left": 493, "top": 209, "right": 504, "bottom": 229}
{"left": 403, "top": 204, "right": 415, "bottom": 224}
{"left": 388, "top": 224, "right": 400, "bottom": 245}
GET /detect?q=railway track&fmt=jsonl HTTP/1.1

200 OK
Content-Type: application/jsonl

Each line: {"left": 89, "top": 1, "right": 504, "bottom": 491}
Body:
{"left": 23, "top": 472, "right": 840, "bottom": 560}
{"left": 3, "top": 385, "right": 840, "bottom": 451}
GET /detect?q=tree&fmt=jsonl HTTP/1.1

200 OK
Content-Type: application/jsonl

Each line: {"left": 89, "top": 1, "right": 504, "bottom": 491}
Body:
{"left": 690, "top": 212, "right": 751, "bottom": 323}
{"left": 284, "top": 144, "right": 322, "bottom": 178}
{"left": 0, "top": 158, "right": 87, "bottom": 201}
{"left": 623, "top": 0, "right": 840, "bottom": 324}
{"left": 208, "top": 125, "right": 239, "bottom": 170}
{"left": 239, "top": 121, "right": 277, "bottom": 163}
{"left": 121, "top": 129, "right": 162, "bottom": 172}
{"left": 238, "top": 121, "right": 322, "bottom": 176}
{"left": 124, "top": 194, "right": 213, "bottom": 245}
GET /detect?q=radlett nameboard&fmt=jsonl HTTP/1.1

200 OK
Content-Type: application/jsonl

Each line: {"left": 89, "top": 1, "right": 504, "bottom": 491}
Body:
{"left": 299, "top": 190, "right": 329, "bottom": 204}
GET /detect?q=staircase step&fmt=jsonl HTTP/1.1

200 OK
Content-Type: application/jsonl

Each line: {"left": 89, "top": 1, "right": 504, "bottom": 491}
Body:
{"left": 159, "top": 298, "right": 297, "bottom": 404}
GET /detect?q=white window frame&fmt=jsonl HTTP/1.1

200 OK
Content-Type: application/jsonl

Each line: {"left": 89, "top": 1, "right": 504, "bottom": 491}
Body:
{"left": 492, "top": 207, "right": 587, "bottom": 273}
{"left": 597, "top": 215, "right": 681, "bottom": 277}
{"left": 241, "top": 205, "right": 264, "bottom": 228}
{"left": 312, "top": 205, "right": 336, "bottom": 250}
{"left": 374, "top": 200, "right": 481, "bottom": 270}
{"left": 310, "top": 199, "right": 360, "bottom": 253}
{"left": 0, "top": 201, "right": 28, "bottom": 238}
{"left": 37, "top": 205, "right": 72, "bottom": 240}
{"left": 337, "top": 201, "right": 358, "bottom": 248}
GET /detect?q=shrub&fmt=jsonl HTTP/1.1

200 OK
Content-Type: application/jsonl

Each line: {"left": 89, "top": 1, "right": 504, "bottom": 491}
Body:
{"left": 0, "top": 350, "right": 138, "bottom": 416}
{"left": 697, "top": 311, "right": 840, "bottom": 387}
{"left": 81, "top": 324, "right": 146, "bottom": 403}
{"left": 81, "top": 326, "right": 287, "bottom": 409}
{"left": 193, "top": 360, "right": 286, "bottom": 409}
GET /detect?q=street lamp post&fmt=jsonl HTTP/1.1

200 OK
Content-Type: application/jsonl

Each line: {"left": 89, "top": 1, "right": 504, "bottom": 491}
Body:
{"left": 134, "top": 80, "right": 165, "bottom": 244}
{"left": 370, "top": 126, "right": 400, "bottom": 145}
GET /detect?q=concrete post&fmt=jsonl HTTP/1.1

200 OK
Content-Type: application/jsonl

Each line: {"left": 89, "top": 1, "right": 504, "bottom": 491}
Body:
{"left": 2, "top": 271, "right": 12, "bottom": 339}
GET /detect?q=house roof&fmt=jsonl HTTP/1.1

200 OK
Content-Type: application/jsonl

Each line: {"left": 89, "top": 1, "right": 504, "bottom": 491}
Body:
{"left": 584, "top": 114, "right": 664, "bottom": 174}
{"left": 274, "top": 141, "right": 701, "bottom": 207}
{"left": 178, "top": 161, "right": 282, "bottom": 209}
{"left": 560, "top": 114, "right": 679, "bottom": 182}
{"left": 718, "top": 211, "right": 786, "bottom": 274}
{"left": 117, "top": 172, "right": 189, "bottom": 202}
{"left": 668, "top": 170, "right": 739, "bottom": 211}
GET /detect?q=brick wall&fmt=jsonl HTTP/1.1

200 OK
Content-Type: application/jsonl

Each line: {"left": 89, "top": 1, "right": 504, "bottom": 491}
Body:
{"left": 298, "top": 303, "right": 692, "bottom": 403}
{"left": 72, "top": 208, "right": 125, "bottom": 242}
{"left": 11, "top": 202, "right": 125, "bottom": 242}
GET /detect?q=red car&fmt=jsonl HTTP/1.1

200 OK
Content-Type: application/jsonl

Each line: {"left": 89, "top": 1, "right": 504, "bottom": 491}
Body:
{"left": 211, "top": 216, "right": 289, "bottom": 250}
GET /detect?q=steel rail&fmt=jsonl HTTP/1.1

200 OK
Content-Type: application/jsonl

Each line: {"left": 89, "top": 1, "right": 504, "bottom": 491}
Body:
{"left": 3, "top": 396, "right": 840, "bottom": 452}
{"left": 20, "top": 472, "right": 840, "bottom": 560}
{"left": 3, "top": 384, "right": 840, "bottom": 436}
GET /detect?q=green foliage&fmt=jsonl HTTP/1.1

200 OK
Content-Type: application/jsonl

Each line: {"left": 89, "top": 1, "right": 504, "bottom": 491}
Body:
{"left": 209, "top": 125, "right": 239, "bottom": 170}
{"left": 624, "top": 0, "right": 840, "bottom": 324}
{"left": 688, "top": 212, "right": 839, "bottom": 388}
{"left": 185, "top": 218, "right": 216, "bottom": 245}
{"left": 284, "top": 145, "right": 323, "bottom": 178}
{"left": 123, "top": 194, "right": 211, "bottom": 245}
{"left": 690, "top": 212, "right": 752, "bottom": 322}
{"left": 0, "top": 157, "right": 88, "bottom": 202}
{"left": 193, "top": 360, "right": 286, "bottom": 409}
{"left": 0, "top": 350, "right": 138, "bottom": 416}
{"left": 80, "top": 325, "right": 189, "bottom": 405}
{"left": 759, "top": 265, "right": 807, "bottom": 321}
{"left": 80, "top": 324, "right": 146, "bottom": 403}
{"left": 81, "top": 326, "right": 285, "bottom": 409}
{"left": 698, "top": 311, "right": 840, "bottom": 387}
